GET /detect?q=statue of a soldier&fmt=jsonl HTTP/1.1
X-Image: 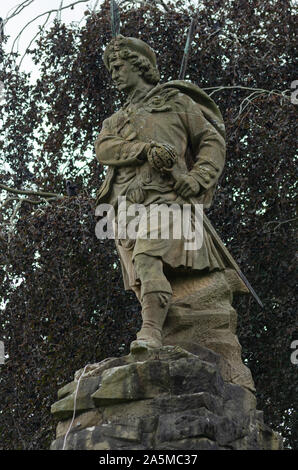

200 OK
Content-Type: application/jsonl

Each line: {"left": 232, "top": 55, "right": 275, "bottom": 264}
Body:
{"left": 95, "top": 35, "right": 227, "bottom": 351}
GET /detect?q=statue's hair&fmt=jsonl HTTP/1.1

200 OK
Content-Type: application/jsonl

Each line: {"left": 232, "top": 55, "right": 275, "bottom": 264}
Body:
{"left": 109, "top": 48, "right": 160, "bottom": 85}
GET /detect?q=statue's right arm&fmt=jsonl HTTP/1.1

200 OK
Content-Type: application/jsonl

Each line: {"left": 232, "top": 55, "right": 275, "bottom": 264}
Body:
{"left": 94, "top": 118, "right": 148, "bottom": 168}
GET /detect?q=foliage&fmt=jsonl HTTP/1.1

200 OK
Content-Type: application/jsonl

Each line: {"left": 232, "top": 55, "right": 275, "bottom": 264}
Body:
{"left": 0, "top": 0, "right": 297, "bottom": 449}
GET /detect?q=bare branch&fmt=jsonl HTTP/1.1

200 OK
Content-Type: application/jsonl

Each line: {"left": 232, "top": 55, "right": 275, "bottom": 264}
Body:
{"left": 0, "top": 183, "right": 63, "bottom": 199}
{"left": 263, "top": 217, "right": 298, "bottom": 233}
{"left": 92, "top": 0, "right": 101, "bottom": 12}
{"left": 7, "top": 198, "right": 23, "bottom": 243}
{"left": 57, "top": 0, "right": 64, "bottom": 21}
{"left": 234, "top": 90, "right": 264, "bottom": 121}
{"left": 18, "top": 12, "right": 51, "bottom": 68}
{"left": 119, "top": 0, "right": 169, "bottom": 12}
{"left": 0, "top": 196, "right": 19, "bottom": 210}
{"left": 10, "top": 0, "right": 90, "bottom": 54}
{"left": 0, "top": 195, "right": 62, "bottom": 212}
{"left": 5, "top": 0, "right": 35, "bottom": 23}
{"left": 203, "top": 85, "right": 290, "bottom": 100}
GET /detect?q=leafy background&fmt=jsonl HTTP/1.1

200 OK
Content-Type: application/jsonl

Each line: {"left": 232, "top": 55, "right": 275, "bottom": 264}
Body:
{"left": 0, "top": 0, "right": 297, "bottom": 449}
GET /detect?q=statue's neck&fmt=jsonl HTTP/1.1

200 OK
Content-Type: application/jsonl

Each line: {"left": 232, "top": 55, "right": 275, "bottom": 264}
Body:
{"left": 126, "top": 83, "right": 155, "bottom": 105}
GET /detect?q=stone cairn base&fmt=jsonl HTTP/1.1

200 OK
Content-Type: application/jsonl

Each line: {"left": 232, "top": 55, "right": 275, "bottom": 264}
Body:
{"left": 50, "top": 269, "right": 283, "bottom": 450}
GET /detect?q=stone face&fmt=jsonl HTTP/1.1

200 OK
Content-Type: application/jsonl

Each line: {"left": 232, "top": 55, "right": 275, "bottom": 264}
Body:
{"left": 50, "top": 345, "right": 283, "bottom": 451}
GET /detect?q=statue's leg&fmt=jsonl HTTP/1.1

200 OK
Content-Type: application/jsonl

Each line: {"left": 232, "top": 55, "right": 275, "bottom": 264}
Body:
{"left": 131, "top": 253, "right": 172, "bottom": 349}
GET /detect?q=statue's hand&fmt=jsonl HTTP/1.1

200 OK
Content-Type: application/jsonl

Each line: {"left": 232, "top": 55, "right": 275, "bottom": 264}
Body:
{"left": 147, "top": 142, "right": 177, "bottom": 173}
{"left": 174, "top": 174, "right": 201, "bottom": 199}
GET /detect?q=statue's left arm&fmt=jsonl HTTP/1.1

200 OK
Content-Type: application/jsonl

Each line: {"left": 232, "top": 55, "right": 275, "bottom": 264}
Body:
{"left": 175, "top": 94, "right": 226, "bottom": 199}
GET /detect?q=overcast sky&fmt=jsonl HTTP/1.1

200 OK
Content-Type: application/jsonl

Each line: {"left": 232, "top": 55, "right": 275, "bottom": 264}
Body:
{"left": 2, "top": 0, "right": 103, "bottom": 77}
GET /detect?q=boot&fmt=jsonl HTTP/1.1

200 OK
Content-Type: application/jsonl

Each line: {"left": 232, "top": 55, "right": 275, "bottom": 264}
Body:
{"left": 130, "top": 291, "right": 172, "bottom": 351}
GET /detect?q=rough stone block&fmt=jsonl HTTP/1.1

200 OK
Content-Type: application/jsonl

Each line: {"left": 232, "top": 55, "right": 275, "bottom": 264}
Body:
{"left": 223, "top": 382, "right": 257, "bottom": 419}
{"left": 169, "top": 357, "right": 224, "bottom": 396}
{"left": 50, "top": 345, "right": 283, "bottom": 451}
{"left": 51, "top": 376, "right": 100, "bottom": 419}
{"left": 153, "top": 392, "right": 223, "bottom": 416}
{"left": 157, "top": 437, "right": 220, "bottom": 450}
{"left": 91, "top": 360, "right": 170, "bottom": 405}
{"left": 56, "top": 409, "right": 103, "bottom": 438}
{"left": 74, "top": 356, "right": 129, "bottom": 381}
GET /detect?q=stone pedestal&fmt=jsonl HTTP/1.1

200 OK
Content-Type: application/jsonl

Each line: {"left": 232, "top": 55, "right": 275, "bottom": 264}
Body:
{"left": 50, "top": 269, "right": 282, "bottom": 450}
{"left": 50, "top": 346, "right": 282, "bottom": 450}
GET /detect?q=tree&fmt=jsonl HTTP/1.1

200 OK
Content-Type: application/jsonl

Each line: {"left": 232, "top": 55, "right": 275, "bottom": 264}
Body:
{"left": 0, "top": 0, "right": 296, "bottom": 450}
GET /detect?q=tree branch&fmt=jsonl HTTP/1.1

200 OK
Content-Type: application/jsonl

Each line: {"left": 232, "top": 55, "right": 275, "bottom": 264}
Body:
{"left": 203, "top": 85, "right": 290, "bottom": 100}
{"left": 7, "top": 198, "right": 23, "bottom": 243}
{"left": 57, "top": 0, "right": 65, "bottom": 22}
{"left": 5, "top": 0, "right": 35, "bottom": 23}
{"left": 263, "top": 217, "right": 297, "bottom": 233}
{"left": 10, "top": 0, "right": 91, "bottom": 54}
{"left": 234, "top": 90, "right": 264, "bottom": 121}
{"left": 0, "top": 196, "right": 19, "bottom": 210}
{"left": 119, "top": 0, "right": 169, "bottom": 12}
{"left": 18, "top": 12, "right": 51, "bottom": 68}
{"left": 0, "top": 183, "right": 63, "bottom": 199}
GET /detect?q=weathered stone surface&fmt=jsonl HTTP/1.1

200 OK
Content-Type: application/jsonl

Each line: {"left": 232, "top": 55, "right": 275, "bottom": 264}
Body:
{"left": 91, "top": 360, "right": 170, "bottom": 405}
{"left": 257, "top": 422, "right": 284, "bottom": 450}
{"left": 224, "top": 268, "right": 249, "bottom": 295}
{"left": 164, "top": 270, "right": 255, "bottom": 392}
{"left": 50, "top": 345, "right": 283, "bottom": 451}
{"left": 157, "top": 437, "right": 221, "bottom": 450}
{"left": 98, "top": 422, "right": 142, "bottom": 442}
{"left": 153, "top": 392, "right": 223, "bottom": 416}
{"left": 101, "top": 398, "right": 156, "bottom": 424}
{"left": 58, "top": 381, "right": 76, "bottom": 400}
{"left": 223, "top": 382, "right": 257, "bottom": 419}
{"left": 51, "top": 425, "right": 147, "bottom": 451}
{"left": 91, "top": 354, "right": 223, "bottom": 406}
{"left": 51, "top": 376, "right": 100, "bottom": 419}
{"left": 155, "top": 407, "right": 247, "bottom": 446}
{"left": 169, "top": 357, "right": 224, "bottom": 396}
{"left": 56, "top": 409, "right": 103, "bottom": 439}
{"left": 74, "top": 356, "right": 129, "bottom": 381}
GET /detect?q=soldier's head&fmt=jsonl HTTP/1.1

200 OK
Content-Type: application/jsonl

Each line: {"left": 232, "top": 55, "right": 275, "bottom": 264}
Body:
{"left": 103, "top": 35, "right": 160, "bottom": 93}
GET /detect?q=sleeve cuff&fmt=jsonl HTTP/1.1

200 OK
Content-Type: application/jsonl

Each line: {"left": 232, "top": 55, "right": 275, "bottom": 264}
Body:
{"left": 189, "top": 165, "right": 219, "bottom": 190}
{"left": 119, "top": 142, "right": 148, "bottom": 162}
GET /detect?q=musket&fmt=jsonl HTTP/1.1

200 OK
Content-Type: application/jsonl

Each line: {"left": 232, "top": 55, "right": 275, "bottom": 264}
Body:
{"left": 178, "top": 17, "right": 263, "bottom": 308}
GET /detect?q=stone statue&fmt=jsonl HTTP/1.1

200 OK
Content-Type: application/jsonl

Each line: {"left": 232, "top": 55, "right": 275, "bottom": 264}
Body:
{"left": 95, "top": 35, "right": 228, "bottom": 351}
{"left": 50, "top": 34, "right": 283, "bottom": 452}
